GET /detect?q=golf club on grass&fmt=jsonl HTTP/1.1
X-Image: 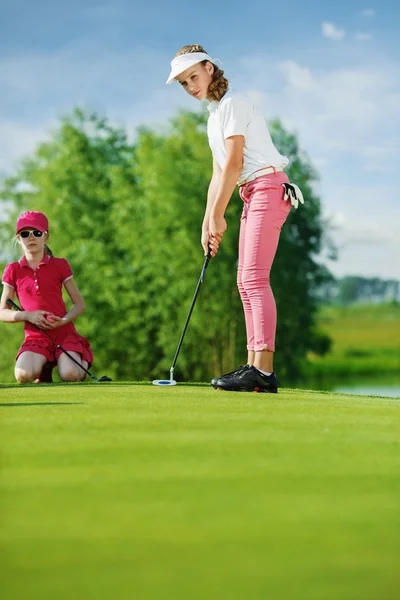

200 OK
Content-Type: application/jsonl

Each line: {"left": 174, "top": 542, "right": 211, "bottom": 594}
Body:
{"left": 153, "top": 249, "right": 212, "bottom": 386}
{"left": 6, "top": 298, "right": 112, "bottom": 383}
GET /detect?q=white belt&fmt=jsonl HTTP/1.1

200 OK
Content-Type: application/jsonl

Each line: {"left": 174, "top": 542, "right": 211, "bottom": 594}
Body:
{"left": 238, "top": 166, "right": 283, "bottom": 187}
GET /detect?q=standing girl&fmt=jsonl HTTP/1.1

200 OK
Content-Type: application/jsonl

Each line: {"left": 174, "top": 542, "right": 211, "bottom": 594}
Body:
{"left": 166, "top": 45, "right": 303, "bottom": 392}
{"left": 0, "top": 211, "right": 93, "bottom": 383}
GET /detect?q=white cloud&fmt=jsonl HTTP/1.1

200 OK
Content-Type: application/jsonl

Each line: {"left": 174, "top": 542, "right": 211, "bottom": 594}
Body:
{"left": 278, "top": 60, "right": 385, "bottom": 127}
{"left": 273, "top": 60, "right": 399, "bottom": 165}
{"left": 312, "top": 156, "right": 329, "bottom": 169}
{"left": 361, "top": 8, "right": 375, "bottom": 17}
{"left": 0, "top": 41, "right": 399, "bottom": 279}
{"left": 321, "top": 22, "right": 346, "bottom": 41}
{"left": 327, "top": 244, "right": 399, "bottom": 279}
{"left": 323, "top": 199, "right": 400, "bottom": 279}
{"left": 279, "top": 62, "right": 313, "bottom": 90}
{"left": 0, "top": 45, "right": 188, "bottom": 174}
{"left": 333, "top": 216, "right": 399, "bottom": 246}
{"left": 355, "top": 32, "right": 372, "bottom": 41}
{"left": 0, "top": 120, "right": 54, "bottom": 175}
{"left": 235, "top": 53, "right": 400, "bottom": 278}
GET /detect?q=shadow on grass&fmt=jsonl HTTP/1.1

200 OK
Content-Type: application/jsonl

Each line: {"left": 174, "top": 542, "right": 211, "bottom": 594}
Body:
{"left": 0, "top": 381, "right": 211, "bottom": 389}
{"left": 0, "top": 402, "right": 85, "bottom": 407}
{"left": 0, "top": 383, "right": 56, "bottom": 389}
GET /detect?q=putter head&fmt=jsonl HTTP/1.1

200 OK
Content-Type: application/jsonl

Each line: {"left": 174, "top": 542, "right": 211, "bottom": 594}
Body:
{"left": 97, "top": 376, "right": 113, "bottom": 382}
{"left": 152, "top": 379, "right": 177, "bottom": 386}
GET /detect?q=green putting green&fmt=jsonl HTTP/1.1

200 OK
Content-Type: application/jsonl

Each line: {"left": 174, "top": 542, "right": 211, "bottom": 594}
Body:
{"left": 1, "top": 383, "right": 399, "bottom": 599}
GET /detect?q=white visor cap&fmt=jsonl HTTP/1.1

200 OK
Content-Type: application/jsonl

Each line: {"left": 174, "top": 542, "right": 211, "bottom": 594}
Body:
{"left": 166, "top": 52, "right": 217, "bottom": 84}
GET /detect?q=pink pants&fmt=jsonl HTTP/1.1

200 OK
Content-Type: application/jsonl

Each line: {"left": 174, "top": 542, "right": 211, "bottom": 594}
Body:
{"left": 237, "top": 171, "right": 291, "bottom": 352}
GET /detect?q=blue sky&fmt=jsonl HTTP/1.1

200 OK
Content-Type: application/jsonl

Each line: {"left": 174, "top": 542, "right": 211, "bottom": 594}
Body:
{"left": 1, "top": 0, "right": 399, "bottom": 279}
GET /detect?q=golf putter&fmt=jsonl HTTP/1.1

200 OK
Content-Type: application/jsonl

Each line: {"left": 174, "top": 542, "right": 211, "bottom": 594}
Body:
{"left": 153, "top": 248, "right": 212, "bottom": 386}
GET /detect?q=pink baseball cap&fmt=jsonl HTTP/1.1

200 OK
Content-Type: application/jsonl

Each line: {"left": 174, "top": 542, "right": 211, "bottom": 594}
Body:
{"left": 16, "top": 211, "right": 49, "bottom": 234}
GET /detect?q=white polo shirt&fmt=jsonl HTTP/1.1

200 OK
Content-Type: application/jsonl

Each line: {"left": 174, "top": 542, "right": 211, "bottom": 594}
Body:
{"left": 206, "top": 89, "right": 289, "bottom": 183}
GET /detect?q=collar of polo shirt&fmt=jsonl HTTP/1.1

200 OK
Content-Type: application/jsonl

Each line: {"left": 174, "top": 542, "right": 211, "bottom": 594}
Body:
{"left": 19, "top": 254, "right": 51, "bottom": 268}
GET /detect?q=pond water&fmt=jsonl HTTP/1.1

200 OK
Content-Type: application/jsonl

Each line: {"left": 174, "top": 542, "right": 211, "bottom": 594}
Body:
{"left": 305, "top": 376, "right": 400, "bottom": 398}
{"left": 333, "top": 383, "right": 400, "bottom": 398}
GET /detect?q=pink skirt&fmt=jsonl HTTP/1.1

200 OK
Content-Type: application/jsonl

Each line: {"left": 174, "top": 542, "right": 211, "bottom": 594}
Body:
{"left": 17, "top": 329, "right": 93, "bottom": 367}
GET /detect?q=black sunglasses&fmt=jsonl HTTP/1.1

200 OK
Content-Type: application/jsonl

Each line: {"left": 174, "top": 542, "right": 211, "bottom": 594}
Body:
{"left": 20, "top": 230, "right": 45, "bottom": 238}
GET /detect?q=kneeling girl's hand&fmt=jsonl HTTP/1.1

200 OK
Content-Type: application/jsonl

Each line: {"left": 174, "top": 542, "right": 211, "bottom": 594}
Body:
{"left": 45, "top": 315, "right": 66, "bottom": 329}
{"left": 27, "top": 310, "right": 54, "bottom": 330}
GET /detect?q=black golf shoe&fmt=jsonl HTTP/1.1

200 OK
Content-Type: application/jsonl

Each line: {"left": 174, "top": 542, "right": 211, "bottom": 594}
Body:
{"left": 215, "top": 365, "right": 278, "bottom": 393}
{"left": 211, "top": 364, "right": 249, "bottom": 388}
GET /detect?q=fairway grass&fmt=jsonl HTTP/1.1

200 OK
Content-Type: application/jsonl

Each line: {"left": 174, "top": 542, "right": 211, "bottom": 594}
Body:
{"left": 1, "top": 384, "right": 399, "bottom": 600}
{"left": 310, "top": 303, "right": 400, "bottom": 377}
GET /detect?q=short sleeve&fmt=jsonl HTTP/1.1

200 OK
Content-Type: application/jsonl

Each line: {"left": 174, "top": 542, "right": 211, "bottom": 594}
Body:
{"left": 2, "top": 263, "right": 17, "bottom": 289}
{"left": 58, "top": 258, "right": 73, "bottom": 283}
{"left": 221, "top": 96, "right": 252, "bottom": 139}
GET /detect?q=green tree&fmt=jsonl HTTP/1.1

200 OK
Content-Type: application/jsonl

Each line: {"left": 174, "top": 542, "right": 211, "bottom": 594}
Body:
{"left": 0, "top": 270, "right": 21, "bottom": 382}
{"left": 0, "top": 108, "right": 333, "bottom": 384}
{"left": 0, "top": 109, "right": 139, "bottom": 380}
{"left": 269, "top": 120, "right": 334, "bottom": 379}
{"left": 116, "top": 111, "right": 245, "bottom": 381}
{"left": 337, "top": 276, "right": 360, "bottom": 305}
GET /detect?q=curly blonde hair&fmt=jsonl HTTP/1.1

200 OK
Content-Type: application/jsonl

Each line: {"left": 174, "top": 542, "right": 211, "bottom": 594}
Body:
{"left": 176, "top": 44, "right": 228, "bottom": 102}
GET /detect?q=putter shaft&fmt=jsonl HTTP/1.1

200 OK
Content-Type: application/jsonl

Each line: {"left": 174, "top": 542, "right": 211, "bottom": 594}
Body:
{"left": 170, "top": 250, "right": 211, "bottom": 372}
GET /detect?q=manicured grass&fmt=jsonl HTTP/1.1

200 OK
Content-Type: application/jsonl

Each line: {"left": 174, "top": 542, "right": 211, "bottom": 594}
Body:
{"left": 1, "top": 383, "right": 399, "bottom": 600}
{"left": 310, "top": 303, "right": 400, "bottom": 376}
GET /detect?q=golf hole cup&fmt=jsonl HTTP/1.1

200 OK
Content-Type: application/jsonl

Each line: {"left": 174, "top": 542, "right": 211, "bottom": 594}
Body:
{"left": 152, "top": 379, "right": 177, "bottom": 386}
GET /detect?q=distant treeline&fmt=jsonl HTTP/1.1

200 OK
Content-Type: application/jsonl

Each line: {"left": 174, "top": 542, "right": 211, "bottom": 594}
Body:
{"left": 318, "top": 276, "right": 400, "bottom": 305}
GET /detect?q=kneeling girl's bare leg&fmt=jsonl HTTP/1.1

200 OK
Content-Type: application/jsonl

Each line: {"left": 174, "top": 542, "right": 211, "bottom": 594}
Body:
{"left": 57, "top": 352, "right": 87, "bottom": 382}
{"left": 15, "top": 352, "right": 47, "bottom": 383}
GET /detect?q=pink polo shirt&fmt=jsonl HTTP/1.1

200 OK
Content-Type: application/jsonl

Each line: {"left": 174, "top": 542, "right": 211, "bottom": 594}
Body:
{"left": 2, "top": 255, "right": 75, "bottom": 338}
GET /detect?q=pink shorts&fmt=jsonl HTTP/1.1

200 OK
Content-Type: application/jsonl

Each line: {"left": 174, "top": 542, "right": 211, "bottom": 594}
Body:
{"left": 17, "top": 330, "right": 93, "bottom": 367}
